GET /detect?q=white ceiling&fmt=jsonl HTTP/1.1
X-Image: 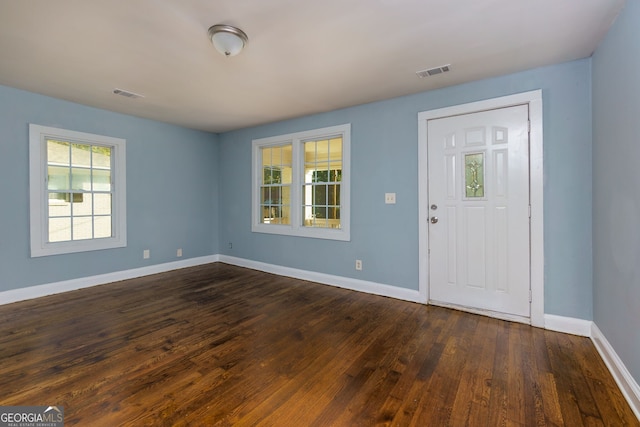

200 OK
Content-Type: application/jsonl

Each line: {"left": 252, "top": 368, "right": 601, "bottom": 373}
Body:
{"left": 0, "top": 0, "right": 625, "bottom": 133}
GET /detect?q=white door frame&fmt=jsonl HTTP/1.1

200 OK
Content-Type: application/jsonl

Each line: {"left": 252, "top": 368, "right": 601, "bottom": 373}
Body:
{"left": 418, "top": 90, "right": 544, "bottom": 327}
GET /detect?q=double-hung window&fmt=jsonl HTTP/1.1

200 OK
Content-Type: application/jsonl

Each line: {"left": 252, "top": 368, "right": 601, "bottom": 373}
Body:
{"left": 29, "top": 124, "right": 127, "bottom": 257}
{"left": 252, "top": 124, "right": 350, "bottom": 241}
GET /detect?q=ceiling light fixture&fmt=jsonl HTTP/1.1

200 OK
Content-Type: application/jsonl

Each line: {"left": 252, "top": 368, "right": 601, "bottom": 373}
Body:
{"left": 208, "top": 24, "right": 248, "bottom": 57}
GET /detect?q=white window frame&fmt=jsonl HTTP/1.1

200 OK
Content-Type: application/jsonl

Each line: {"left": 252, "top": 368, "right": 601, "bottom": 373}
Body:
{"left": 252, "top": 124, "right": 350, "bottom": 241}
{"left": 29, "top": 124, "right": 127, "bottom": 257}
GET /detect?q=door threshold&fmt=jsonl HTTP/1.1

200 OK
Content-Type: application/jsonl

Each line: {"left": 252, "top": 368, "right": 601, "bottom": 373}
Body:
{"left": 428, "top": 300, "right": 531, "bottom": 325}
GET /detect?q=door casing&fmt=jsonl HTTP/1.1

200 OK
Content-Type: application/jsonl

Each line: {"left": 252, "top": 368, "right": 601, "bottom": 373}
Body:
{"left": 418, "top": 90, "right": 544, "bottom": 327}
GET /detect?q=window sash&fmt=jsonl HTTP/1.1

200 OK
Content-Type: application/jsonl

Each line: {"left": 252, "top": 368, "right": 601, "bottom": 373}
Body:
{"left": 45, "top": 139, "right": 115, "bottom": 242}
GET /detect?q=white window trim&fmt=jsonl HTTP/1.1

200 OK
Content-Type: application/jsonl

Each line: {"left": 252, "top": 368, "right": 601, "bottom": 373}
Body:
{"left": 29, "top": 124, "right": 127, "bottom": 257}
{"left": 251, "top": 124, "right": 351, "bottom": 241}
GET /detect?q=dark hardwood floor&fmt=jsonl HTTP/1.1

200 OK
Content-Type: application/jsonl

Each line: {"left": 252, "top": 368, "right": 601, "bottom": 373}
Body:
{"left": 0, "top": 263, "right": 637, "bottom": 426}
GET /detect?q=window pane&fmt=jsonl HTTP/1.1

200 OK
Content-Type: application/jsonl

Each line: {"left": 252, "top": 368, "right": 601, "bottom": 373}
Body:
{"left": 329, "top": 137, "right": 342, "bottom": 160}
{"left": 281, "top": 145, "right": 292, "bottom": 166}
{"left": 260, "top": 186, "right": 272, "bottom": 205}
{"left": 279, "top": 206, "right": 290, "bottom": 225}
{"left": 94, "top": 216, "right": 112, "bottom": 238}
{"left": 48, "top": 193, "right": 71, "bottom": 217}
{"left": 271, "top": 146, "right": 283, "bottom": 164}
{"left": 73, "top": 193, "right": 92, "bottom": 216}
{"left": 281, "top": 166, "right": 292, "bottom": 184}
{"left": 304, "top": 140, "right": 317, "bottom": 160}
{"left": 73, "top": 217, "right": 93, "bottom": 240}
{"left": 48, "top": 166, "right": 70, "bottom": 190}
{"left": 316, "top": 139, "right": 329, "bottom": 157}
{"left": 315, "top": 170, "right": 330, "bottom": 183}
{"left": 314, "top": 184, "right": 328, "bottom": 206}
{"left": 260, "top": 206, "right": 270, "bottom": 223}
{"left": 71, "top": 167, "right": 91, "bottom": 191}
{"left": 314, "top": 206, "right": 327, "bottom": 219}
{"left": 92, "top": 146, "right": 111, "bottom": 169}
{"left": 49, "top": 217, "right": 71, "bottom": 242}
{"left": 94, "top": 194, "right": 111, "bottom": 215}
{"left": 329, "top": 184, "right": 340, "bottom": 206}
{"left": 47, "top": 140, "right": 69, "bottom": 164}
{"left": 328, "top": 206, "right": 341, "bottom": 220}
{"left": 71, "top": 143, "right": 91, "bottom": 168}
{"left": 93, "top": 169, "right": 111, "bottom": 191}
{"left": 267, "top": 167, "right": 282, "bottom": 184}
{"left": 281, "top": 186, "right": 290, "bottom": 206}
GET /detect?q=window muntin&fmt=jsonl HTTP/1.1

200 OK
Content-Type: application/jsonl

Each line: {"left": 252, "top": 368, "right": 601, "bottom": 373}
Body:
{"left": 252, "top": 124, "right": 350, "bottom": 241}
{"left": 29, "top": 125, "right": 126, "bottom": 257}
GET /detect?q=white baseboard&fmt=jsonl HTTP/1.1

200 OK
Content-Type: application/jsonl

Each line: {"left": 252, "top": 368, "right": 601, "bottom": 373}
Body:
{"left": 591, "top": 323, "right": 640, "bottom": 421}
{"left": 0, "top": 255, "right": 219, "bottom": 305}
{"left": 544, "top": 314, "right": 593, "bottom": 337}
{"left": 218, "top": 255, "right": 424, "bottom": 304}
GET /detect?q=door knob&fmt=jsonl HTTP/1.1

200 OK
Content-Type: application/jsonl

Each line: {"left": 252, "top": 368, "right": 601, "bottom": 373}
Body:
{"left": 430, "top": 216, "right": 438, "bottom": 224}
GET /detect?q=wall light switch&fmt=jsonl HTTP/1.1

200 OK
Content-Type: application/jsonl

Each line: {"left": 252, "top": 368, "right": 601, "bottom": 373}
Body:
{"left": 385, "top": 193, "right": 396, "bottom": 204}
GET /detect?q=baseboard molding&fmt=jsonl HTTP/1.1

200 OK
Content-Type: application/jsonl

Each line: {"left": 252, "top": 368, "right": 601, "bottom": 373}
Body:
{"left": 218, "top": 255, "right": 424, "bottom": 304}
{"left": 591, "top": 323, "right": 640, "bottom": 420}
{"left": 544, "top": 314, "right": 592, "bottom": 337}
{"left": 0, "top": 255, "right": 219, "bottom": 305}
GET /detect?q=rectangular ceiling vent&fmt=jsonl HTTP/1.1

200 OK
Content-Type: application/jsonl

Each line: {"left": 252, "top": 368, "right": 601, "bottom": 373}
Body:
{"left": 113, "top": 88, "right": 145, "bottom": 99}
{"left": 416, "top": 64, "right": 451, "bottom": 78}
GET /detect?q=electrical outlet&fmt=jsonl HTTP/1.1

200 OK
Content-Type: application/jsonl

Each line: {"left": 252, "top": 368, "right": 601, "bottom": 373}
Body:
{"left": 228, "top": 242, "right": 233, "bottom": 249}
{"left": 143, "top": 249, "right": 150, "bottom": 259}
{"left": 177, "top": 248, "right": 182, "bottom": 257}
{"left": 355, "top": 259, "right": 363, "bottom": 271}
{"left": 385, "top": 193, "right": 396, "bottom": 204}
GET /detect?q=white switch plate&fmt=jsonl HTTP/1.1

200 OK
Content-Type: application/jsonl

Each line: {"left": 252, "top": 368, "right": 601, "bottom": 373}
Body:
{"left": 177, "top": 248, "right": 183, "bottom": 257}
{"left": 385, "top": 193, "right": 396, "bottom": 204}
{"left": 143, "top": 249, "right": 150, "bottom": 259}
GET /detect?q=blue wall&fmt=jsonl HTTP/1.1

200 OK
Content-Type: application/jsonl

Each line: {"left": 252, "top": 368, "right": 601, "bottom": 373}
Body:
{"left": 0, "top": 85, "right": 219, "bottom": 292}
{"left": 0, "top": 57, "right": 596, "bottom": 322}
{"left": 218, "top": 59, "right": 593, "bottom": 319}
{"left": 593, "top": 0, "right": 640, "bottom": 383}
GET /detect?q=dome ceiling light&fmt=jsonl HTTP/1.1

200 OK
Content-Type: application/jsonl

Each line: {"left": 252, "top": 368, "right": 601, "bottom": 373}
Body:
{"left": 208, "top": 24, "right": 248, "bottom": 57}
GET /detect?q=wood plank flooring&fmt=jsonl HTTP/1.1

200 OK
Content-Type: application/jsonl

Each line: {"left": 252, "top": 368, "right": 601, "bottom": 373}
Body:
{"left": 0, "top": 263, "right": 637, "bottom": 426}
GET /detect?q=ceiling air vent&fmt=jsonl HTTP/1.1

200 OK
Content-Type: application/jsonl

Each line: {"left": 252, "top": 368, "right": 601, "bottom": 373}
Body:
{"left": 113, "top": 88, "right": 144, "bottom": 99}
{"left": 416, "top": 64, "right": 451, "bottom": 78}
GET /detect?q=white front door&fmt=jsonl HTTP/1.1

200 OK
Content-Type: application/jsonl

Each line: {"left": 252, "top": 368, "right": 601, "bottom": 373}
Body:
{"left": 427, "top": 105, "right": 530, "bottom": 318}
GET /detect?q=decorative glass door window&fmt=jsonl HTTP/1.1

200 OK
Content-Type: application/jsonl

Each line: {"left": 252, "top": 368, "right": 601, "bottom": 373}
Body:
{"left": 260, "top": 144, "right": 292, "bottom": 224}
{"left": 464, "top": 152, "right": 485, "bottom": 198}
{"left": 47, "top": 140, "right": 113, "bottom": 242}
